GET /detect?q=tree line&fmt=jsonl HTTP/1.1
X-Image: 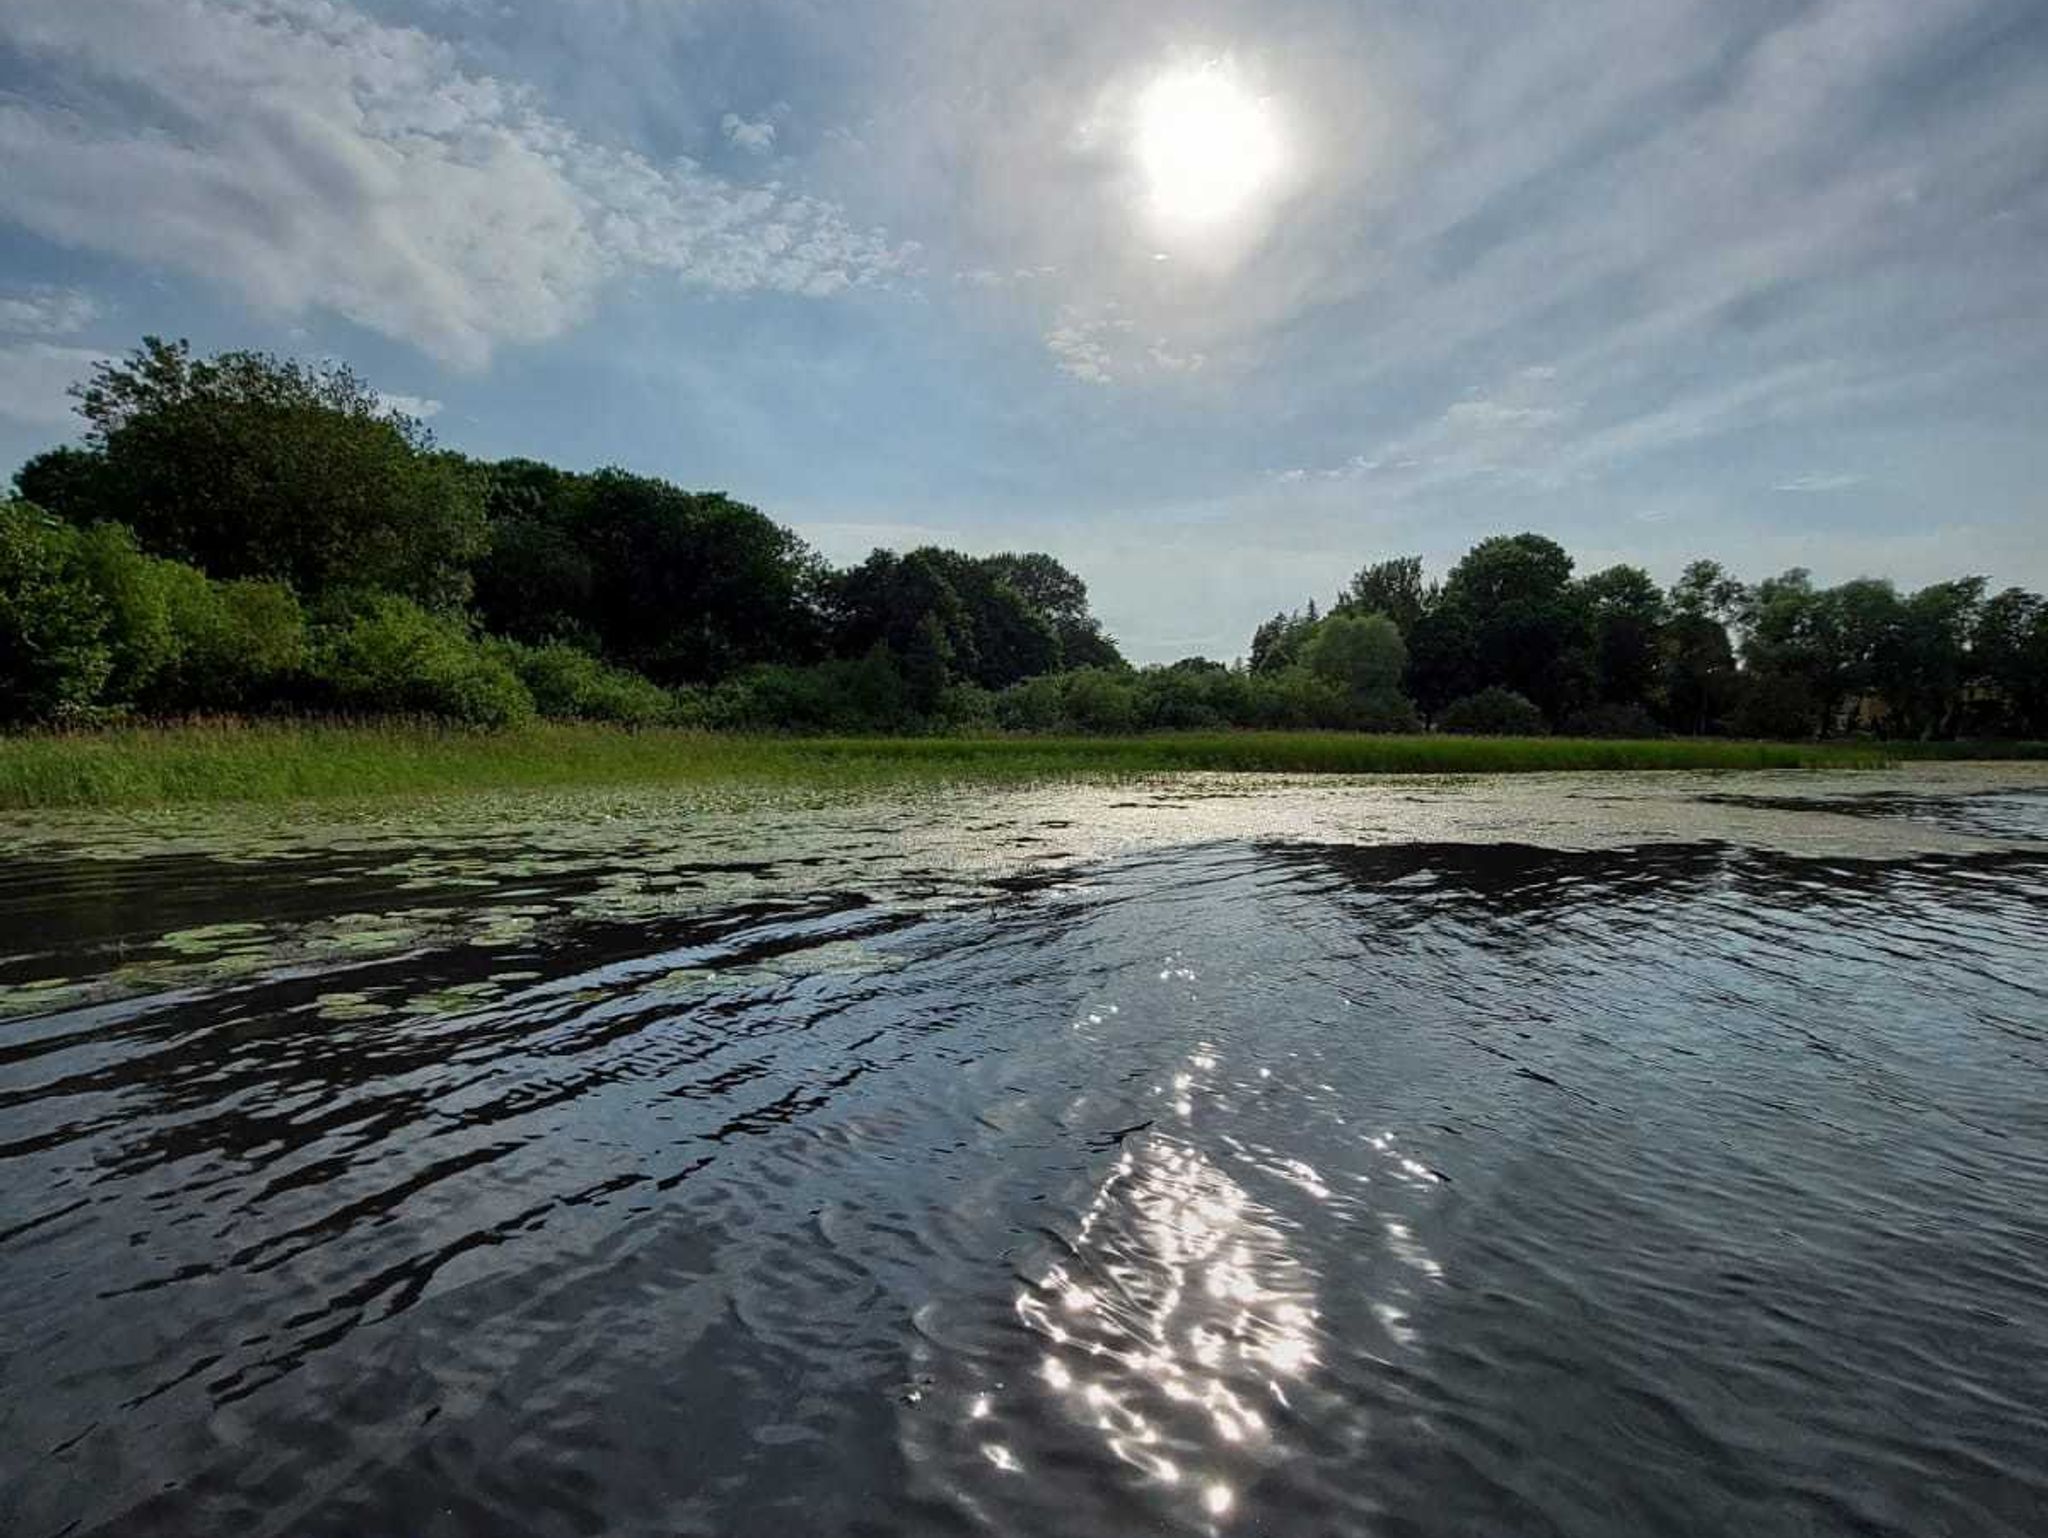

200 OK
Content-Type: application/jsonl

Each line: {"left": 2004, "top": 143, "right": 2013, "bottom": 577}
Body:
{"left": 1245, "top": 536, "right": 2047, "bottom": 739}
{"left": 3, "top": 337, "right": 2043, "bottom": 738}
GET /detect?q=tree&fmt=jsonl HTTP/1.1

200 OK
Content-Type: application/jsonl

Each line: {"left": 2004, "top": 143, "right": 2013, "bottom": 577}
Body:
{"left": 1439, "top": 687, "right": 1546, "bottom": 736}
{"left": 1659, "top": 611, "right": 1741, "bottom": 735}
{"left": 315, "top": 596, "right": 533, "bottom": 727}
{"left": 574, "top": 470, "right": 828, "bottom": 684}
{"left": 1576, "top": 565, "right": 1665, "bottom": 709}
{"left": 1248, "top": 604, "right": 1319, "bottom": 674}
{"left": 31, "top": 338, "right": 487, "bottom": 606}
{"left": 1405, "top": 603, "right": 1478, "bottom": 721}
{"left": 1739, "top": 570, "right": 1845, "bottom": 737}
{"left": 1669, "top": 559, "right": 1750, "bottom": 629}
{"left": 1336, "top": 556, "right": 1430, "bottom": 635}
{"left": 0, "top": 501, "right": 110, "bottom": 720}
{"left": 1302, "top": 611, "right": 1408, "bottom": 701}
{"left": 1972, "top": 588, "right": 2048, "bottom": 736}
{"left": 833, "top": 549, "right": 978, "bottom": 684}
{"left": 979, "top": 551, "right": 1123, "bottom": 669}
{"left": 469, "top": 459, "right": 598, "bottom": 646}
{"left": 1438, "top": 533, "right": 1592, "bottom": 723}
{"left": 1880, "top": 578, "right": 1984, "bottom": 739}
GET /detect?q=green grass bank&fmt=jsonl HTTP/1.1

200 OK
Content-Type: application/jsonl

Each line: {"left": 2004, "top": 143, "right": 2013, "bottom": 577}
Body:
{"left": 3, "top": 722, "right": 2043, "bottom": 812}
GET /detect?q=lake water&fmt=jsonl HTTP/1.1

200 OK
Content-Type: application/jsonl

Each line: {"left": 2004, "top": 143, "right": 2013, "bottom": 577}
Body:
{"left": 4, "top": 766, "right": 2047, "bottom": 1537}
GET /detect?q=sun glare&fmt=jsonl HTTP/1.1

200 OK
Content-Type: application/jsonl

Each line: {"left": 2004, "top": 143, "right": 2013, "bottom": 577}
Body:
{"left": 1133, "top": 61, "right": 1284, "bottom": 233}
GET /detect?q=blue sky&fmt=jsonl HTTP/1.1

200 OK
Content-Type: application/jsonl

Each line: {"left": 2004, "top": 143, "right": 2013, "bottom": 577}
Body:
{"left": 1, "top": 0, "right": 2043, "bottom": 661}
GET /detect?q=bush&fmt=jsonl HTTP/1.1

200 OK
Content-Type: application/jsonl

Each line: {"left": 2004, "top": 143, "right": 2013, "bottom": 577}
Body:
{"left": 1302, "top": 611, "right": 1407, "bottom": 697}
{"left": 993, "top": 673, "right": 1067, "bottom": 731}
{"left": 1134, "top": 662, "right": 1244, "bottom": 729}
{"left": 1059, "top": 668, "right": 1140, "bottom": 733}
{"left": 0, "top": 501, "right": 111, "bottom": 721}
{"left": 1241, "top": 666, "right": 1355, "bottom": 729}
{"left": 709, "top": 651, "right": 911, "bottom": 733}
{"left": 492, "top": 640, "right": 675, "bottom": 726}
{"left": 74, "top": 523, "right": 182, "bottom": 702}
{"left": 1438, "top": 687, "right": 1547, "bottom": 736}
{"left": 1354, "top": 688, "right": 1423, "bottom": 733}
{"left": 933, "top": 681, "right": 997, "bottom": 731}
{"left": 1559, "top": 702, "right": 1663, "bottom": 739}
{"left": 144, "top": 573, "right": 307, "bottom": 711}
{"left": 316, "top": 596, "right": 533, "bottom": 727}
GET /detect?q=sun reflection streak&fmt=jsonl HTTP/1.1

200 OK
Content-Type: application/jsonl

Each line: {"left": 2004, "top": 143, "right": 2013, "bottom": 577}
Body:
{"left": 1008, "top": 1048, "right": 1330, "bottom": 1525}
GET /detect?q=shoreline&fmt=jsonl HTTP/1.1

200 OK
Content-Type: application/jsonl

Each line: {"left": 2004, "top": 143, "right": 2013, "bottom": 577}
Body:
{"left": 2, "top": 721, "right": 2043, "bottom": 812}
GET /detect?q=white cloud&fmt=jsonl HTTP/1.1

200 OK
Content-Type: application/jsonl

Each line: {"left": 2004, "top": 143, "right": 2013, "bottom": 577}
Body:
{"left": 1774, "top": 473, "right": 1866, "bottom": 493}
{"left": 1043, "top": 304, "right": 1212, "bottom": 384}
{"left": 375, "top": 392, "right": 443, "bottom": 420}
{"left": 721, "top": 113, "right": 777, "bottom": 154}
{"left": 0, "top": 286, "right": 100, "bottom": 336}
{"left": 1044, "top": 310, "right": 1125, "bottom": 383}
{"left": 0, "top": 0, "right": 910, "bottom": 368}
{"left": 0, "top": 342, "right": 108, "bottom": 427}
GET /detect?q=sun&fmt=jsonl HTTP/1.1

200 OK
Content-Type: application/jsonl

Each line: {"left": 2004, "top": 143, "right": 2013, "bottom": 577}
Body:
{"left": 1132, "top": 61, "right": 1285, "bottom": 233}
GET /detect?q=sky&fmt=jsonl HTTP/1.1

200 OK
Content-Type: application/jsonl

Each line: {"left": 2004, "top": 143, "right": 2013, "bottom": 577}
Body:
{"left": 0, "top": 0, "right": 2043, "bottom": 662}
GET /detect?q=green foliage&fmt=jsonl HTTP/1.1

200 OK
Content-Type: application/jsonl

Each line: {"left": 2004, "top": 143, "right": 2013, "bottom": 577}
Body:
{"left": 1248, "top": 605, "right": 1319, "bottom": 674}
{"left": 1438, "top": 533, "right": 1590, "bottom": 724}
{"left": 564, "top": 469, "right": 826, "bottom": 684}
{"left": 72, "top": 522, "right": 182, "bottom": 702}
{"left": 316, "top": 597, "right": 533, "bottom": 728}
{"left": 981, "top": 551, "right": 1124, "bottom": 669}
{"left": 181, "top": 580, "right": 309, "bottom": 709}
{"left": 35, "top": 338, "right": 486, "bottom": 605}
{"left": 1439, "top": 687, "right": 1548, "bottom": 736}
{"left": 1133, "top": 659, "right": 1244, "bottom": 729}
{"left": 1578, "top": 565, "right": 1666, "bottom": 707}
{"left": 0, "top": 501, "right": 110, "bottom": 721}
{"left": 491, "top": 640, "right": 677, "bottom": 726}
{"left": 1659, "top": 611, "right": 1740, "bottom": 736}
{"left": 1303, "top": 611, "right": 1407, "bottom": 697}
{"left": 10, "top": 336, "right": 2045, "bottom": 750}
{"left": 1971, "top": 588, "right": 2048, "bottom": 737}
{"left": 8, "top": 723, "right": 2005, "bottom": 813}
{"left": 1560, "top": 702, "right": 1664, "bottom": 739}
{"left": 832, "top": 546, "right": 1064, "bottom": 692}
{"left": 1336, "top": 557, "right": 1429, "bottom": 635}
{"left": 993, "top": 673, "right": 1068, "bottom": 731}
{"left": 707, "top": 651, "right": 913, "bottom": 733}
{"left": 1299, "top": 611, "right": 1415, "bottom": 731}
{"left": 1058, "top": 668, "right": 1141, "bottom": 733}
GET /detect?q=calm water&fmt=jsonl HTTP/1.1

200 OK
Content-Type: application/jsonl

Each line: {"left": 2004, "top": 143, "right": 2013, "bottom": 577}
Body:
{"left": 4, "top": 771, "right": 2047, "bottom": 1537}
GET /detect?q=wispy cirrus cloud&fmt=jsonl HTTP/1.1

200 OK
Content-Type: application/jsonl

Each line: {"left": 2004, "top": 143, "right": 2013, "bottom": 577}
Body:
{"left": 0, "top": 341, "right": 107, "bottom": 427}
{"left": 0, "top": 285, "right": 100, "bottom": 337}
{"left": 1774, "top": 473, "right": 1867, "bottom": 494}
{"left": 0, "top": 0, "right": 912, "bottom": 368}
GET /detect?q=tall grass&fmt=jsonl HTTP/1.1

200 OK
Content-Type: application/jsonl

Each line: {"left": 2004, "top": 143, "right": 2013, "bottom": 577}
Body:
{"left": 0, "top": 720, "right": 2039, "bottom": 811}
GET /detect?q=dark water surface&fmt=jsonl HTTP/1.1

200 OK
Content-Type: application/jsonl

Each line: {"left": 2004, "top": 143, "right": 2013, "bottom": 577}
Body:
{"left": 4, "top": 775, "right": 2048, "bottom": 1536}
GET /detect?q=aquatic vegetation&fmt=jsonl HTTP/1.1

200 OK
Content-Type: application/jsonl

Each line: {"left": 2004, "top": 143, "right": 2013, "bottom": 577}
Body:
{"left": 2, "top": 719, "right": 2039, "bottom": 811}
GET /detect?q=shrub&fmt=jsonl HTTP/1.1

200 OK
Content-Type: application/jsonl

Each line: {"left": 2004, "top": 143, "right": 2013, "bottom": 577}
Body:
{"left": 0, "top": 501, "right": 111, "bottom": 721}
{"left": 492, "top": 640, "right": 675, "bottom": 726}
{"left": 1134, "top": 662, "right": 1243, "bottom": 729}
{"left": 709, "top": 651, "right": 911, "bottom": 733}
{"left": 1241, "top": 666, "right": 1354, "bottom": 729}
{"left": 1354, "top": 688, "right": 1423, "bottom": 734}
{"left": 1302, "top": 611, "right": 1407, "bottom": 696}
{"left": 1438, "top": 686, "right": 1547, "bottom": 736}
{"left": 73, "top": 523, "right": 182, "bottom": 702}
{"left": 993, "top": 673, "right": 1068, "bottom": 731}
{"left": 1059, "top": 668, "right": 1140, "bottom": 733}
{"left": 316, "top": 596, "right": 532, "bottom": 727}
{"left": 172, "top": 578, "right": 307, "bottom": 710}
{"left": 933, "top": 681, "right": 997, "bottom": 730}
{"left": 1559, "top": 701, "right": 1663, "bottom": 739}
